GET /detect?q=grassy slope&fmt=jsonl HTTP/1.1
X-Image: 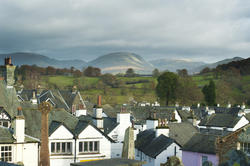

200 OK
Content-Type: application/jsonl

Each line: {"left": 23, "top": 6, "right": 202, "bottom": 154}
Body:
{"left": 41, "top": 74, "right": 249, "bottom": 105}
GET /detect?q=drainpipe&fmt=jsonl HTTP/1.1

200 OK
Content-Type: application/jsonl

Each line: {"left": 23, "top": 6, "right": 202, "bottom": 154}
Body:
{"left": 74, "top": 136, "right": 77, "bottom": 163}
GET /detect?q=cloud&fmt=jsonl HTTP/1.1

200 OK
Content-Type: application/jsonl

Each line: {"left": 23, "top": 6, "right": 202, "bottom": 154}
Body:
{"left": 0, "top": 0, "right": 250, "bottom": 62}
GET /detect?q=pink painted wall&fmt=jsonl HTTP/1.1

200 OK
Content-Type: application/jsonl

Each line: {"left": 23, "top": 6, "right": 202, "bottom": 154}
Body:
{"left": 182, "top": 151, "right": 218, "bottom": 166}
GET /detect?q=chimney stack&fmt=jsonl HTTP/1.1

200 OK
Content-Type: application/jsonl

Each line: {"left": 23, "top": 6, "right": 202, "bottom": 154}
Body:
{"left": 93, "top": 95, "right": 103, "bottom": 131}
{"left": 155, "top": 118, "right": 169, "bottom": 137}
{"left": 97, "top": 95, "right": 101, "bottom": 107}
{"left": 14, "top": 107, "right": 25, "bottom": 143}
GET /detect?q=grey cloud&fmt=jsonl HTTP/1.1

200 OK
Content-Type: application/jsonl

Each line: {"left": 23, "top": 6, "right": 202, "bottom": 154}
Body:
{"left": 0, "top": 0, "right": 250, "bottom": 62}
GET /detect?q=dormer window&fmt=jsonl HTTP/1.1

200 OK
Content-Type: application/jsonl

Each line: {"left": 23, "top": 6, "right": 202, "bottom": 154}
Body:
{"left": 46, "top": 98, "right": 55, "bottom": 107}
{"left": 0, "top": 108, "right": 11, "bottom": 128}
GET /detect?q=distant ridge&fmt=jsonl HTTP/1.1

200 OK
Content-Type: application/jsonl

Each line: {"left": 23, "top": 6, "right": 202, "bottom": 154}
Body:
{"left": 149, "top": 59, "right": 206, "bottom": 73}
{"left": 193, "top": 57, "right": 244, "bottom": 73}
{"left": 0, "top": 52, "right": 87, "bottom": 69}
{"left": 87, "top": 52, "right": 154, "bottom": 74}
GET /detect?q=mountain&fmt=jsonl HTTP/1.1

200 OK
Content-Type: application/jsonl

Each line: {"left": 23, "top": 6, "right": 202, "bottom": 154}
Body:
{"left": 193, "top": 57, "right": 244, "bottom": 73}
{"left": 217, "top": 57, "right": 250, "bottom": 75}
{"left": 0, "top": 52, "right": 87, "bottom": 69}
{"left": 88, "top": 52, "right": 154, "bottom": 74}
{"left": 149, "top": 59, "right": 206, "bottom": 73}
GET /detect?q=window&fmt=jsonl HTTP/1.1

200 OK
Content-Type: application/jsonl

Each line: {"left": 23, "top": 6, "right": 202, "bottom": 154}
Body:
{"left": 202, "top": 156, "right": 208, "bottom": 164}
{"left": 79, "top": 141, "right": 99, "bottom": 153}
{"left": 0, "top": 146, "right": 12, "bottom": 162}
{"left": 240, "top": 142, "right": 250, "bottom": 155}
{"left": 0, "top": 121, "right": 9, "bottom": 127}
{"left": 51, "top": 142, "right": 72, "bottom": 154}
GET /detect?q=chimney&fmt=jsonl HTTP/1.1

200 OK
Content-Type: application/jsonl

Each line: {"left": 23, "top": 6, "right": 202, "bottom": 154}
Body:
{"left": 187, "top": 110, "right": 197, "bottom": 126}
{"left": 97, "top": 95, "right": 101, "bottom": 107}
{"left": 155, "top": 118, "right": 169, "bottom": 137}
{"left": 217, "top": 103, "right": 220, "bottom": 107}
{"left": 14, "top": 107, "right": 25, "bottom": 143}
{"left": 227, "top": 102, "right": 231, "bottom": 108}
{"left": 146, "top": 112, "right": 158, "bottom": 130}
{"left": 31, "top": 90, "right": 37, "bottom": 104}
{"left": 241, "top": 102, "right": 246, "bottom": 110}
{"left": 2, "top": 57, "right": 16, "bottom": 88}
{"left": 4, "top": 57, "right": 12, "bottom": 65}
{"left": 93, "top": 95, "right": 103, "bottom": 131}
{"left": 197, "top": 103, "right": 200, "bottom": 108}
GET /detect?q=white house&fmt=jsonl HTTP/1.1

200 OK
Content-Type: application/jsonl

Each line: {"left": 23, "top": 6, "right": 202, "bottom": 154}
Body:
{"left": 135, "top": 119, "right": 182, "bottom": 166}
{"left": 49, "top": 119, "right": 113, "bottom": 166}
{"left": 198, "top": 113, "right": 249, "bottom": 134}
{"left": 0, "top": 108, "right": 39, "bottom": 166}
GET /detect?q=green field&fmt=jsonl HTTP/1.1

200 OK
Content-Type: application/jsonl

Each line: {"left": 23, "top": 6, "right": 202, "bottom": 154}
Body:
{"left": 37, "top": 73, "right": 249, "bottom": 106}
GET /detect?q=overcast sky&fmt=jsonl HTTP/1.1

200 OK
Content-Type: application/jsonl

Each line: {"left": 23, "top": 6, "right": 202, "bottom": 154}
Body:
{"left": 0, "top": 0, "right": 250, "bottom": 62}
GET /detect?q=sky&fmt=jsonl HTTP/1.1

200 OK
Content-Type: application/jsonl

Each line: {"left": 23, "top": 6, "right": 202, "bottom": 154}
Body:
{"left": 0, "top": 0, "right": 250, "bottom": 63}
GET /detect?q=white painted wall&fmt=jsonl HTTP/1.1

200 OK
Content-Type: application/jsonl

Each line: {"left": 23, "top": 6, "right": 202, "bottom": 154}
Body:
{"left": 49, "top": 125, "right": 73, "bottom": 140}
{"left": 146, "top": 120, "right": 158, "bottom": 130}
{"left": 49, "top": 125, "right": 75, "bottom": 166}
{"left": 23, "top": 143, "right": 39, "bottom": 166}
{"left": 75, "top": 109, "right": 87, "bottom": 117}
{"left": 232, "top": 116, "right": 249, "bottom": 131}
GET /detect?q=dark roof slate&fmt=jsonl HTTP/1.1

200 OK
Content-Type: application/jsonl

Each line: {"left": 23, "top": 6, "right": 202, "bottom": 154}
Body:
{"left": 168, "top": 122, "right": 198, "bottom": 147}
{"left": 199, "top": 113, "right": 241, "bottom": 128}
{"left": 182, "top": 133, "right": 218, "bottom": 154}
{"left": 143, "top": 135, "right": 174, "bottom": 158}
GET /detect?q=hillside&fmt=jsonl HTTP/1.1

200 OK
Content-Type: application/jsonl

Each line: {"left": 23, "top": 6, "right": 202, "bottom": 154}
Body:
{"left": 88, "top": 52, "right": 154, "bottom": 74}
{"left": 0, "top": 52, "right": 87, "bottom": 69}
{"left": 194, "top": 57, "right": 244, "bottom": 72}
{"left": 216, "top": 57, "right": 250, "bottom": 75}
{"left": 149, "top": 59, "right": 206, "bottom": 73}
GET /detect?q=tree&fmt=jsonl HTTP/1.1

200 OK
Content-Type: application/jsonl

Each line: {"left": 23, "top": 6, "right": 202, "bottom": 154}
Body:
{"left": 152, "top": 68, "right": 160, "bottom": 77}
{"left": 83, "top": 66, "right": 101, "bottom": 77}
{"left": 202, "top": 80, "right": 216, "bottom": 106}
{"left": 177, "top": 69, "right": 188, "bottom": 77}
{"left": 156, "top": 72, "right": 178, "bottom": 106}
{"left": 125, "top": 68, "right": 136, "bottom": 77}
{"left": 176, "top": 77, "right": 202, "bottom": 105}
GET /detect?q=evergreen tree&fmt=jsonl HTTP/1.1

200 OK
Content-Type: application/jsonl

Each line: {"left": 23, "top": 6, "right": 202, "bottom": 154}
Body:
{"left": 156, "top": 72, "right": 178, "bottom": 106}
{"left": 202, "top": 80, "right": 216, "bottom": 106}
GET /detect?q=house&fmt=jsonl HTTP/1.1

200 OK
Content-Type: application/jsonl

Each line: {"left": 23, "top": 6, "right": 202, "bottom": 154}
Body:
{"left": 135, "top": 119, "right": 182, "bottom": 166}
{"left": 198, "top": 113, "right": 249, "bottom": 135}
{"left": 216, "top": 123, "right": 250, "bottom": 164}
{"left": 17, "top": 88, "right": 87, "bottom": 117}
{"left": 182, "top": 133, "right": 219, "bottom": 166}
{"left": 49, "top": 119, "right": 113, "bottom": 166}
{"left": 0, "top": 108, "right": 39, "bottom": 166}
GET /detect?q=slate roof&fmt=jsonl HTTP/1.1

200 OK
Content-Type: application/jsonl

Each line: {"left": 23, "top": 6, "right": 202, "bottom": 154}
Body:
{"left": 22, "top": 108, "right": 79, "bottom": 139}
{"left": 103, "top": 117, "right": 119, "bottom": 134}
{"left": 38, "top": 90, "right": 70, "bottom": 111}
{"left": 130, "top": 106, "right": 181, "bottom": 123}
{"left": 0, "top": 80, "right": 20, "bottom": 118}
{"left": 182, "top": 133, "right": 218, "bottom": 154}
{"left": 168, "top": 122, "right": 198, "bottom": 147}
{"left": 143, "top": 135, "right": 175, "bottom": 158}
{"left": 0, "top": 126, "right": 14, "bottom": 143}
{"left": 17, "top": 89, "right": 37, "bottom": 101}
{"left": 135, "top": 129, "right": 177, "bottom": 158}
{"left": 0, "top": 126, "right": 38, "bottom": 144}
{"left": 0, "top": 161, "right": 20, "bottom": 166}
{"left": 199, "top": 113, "right": 242, "bottom": 128}
{"left": 135, "top": 129, "right": 155, "bottom": 151}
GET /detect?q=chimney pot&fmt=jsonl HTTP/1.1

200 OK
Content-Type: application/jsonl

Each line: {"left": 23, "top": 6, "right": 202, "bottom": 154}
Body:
{"left": 97, "top": 95, "right": 101, "bottom": 107}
